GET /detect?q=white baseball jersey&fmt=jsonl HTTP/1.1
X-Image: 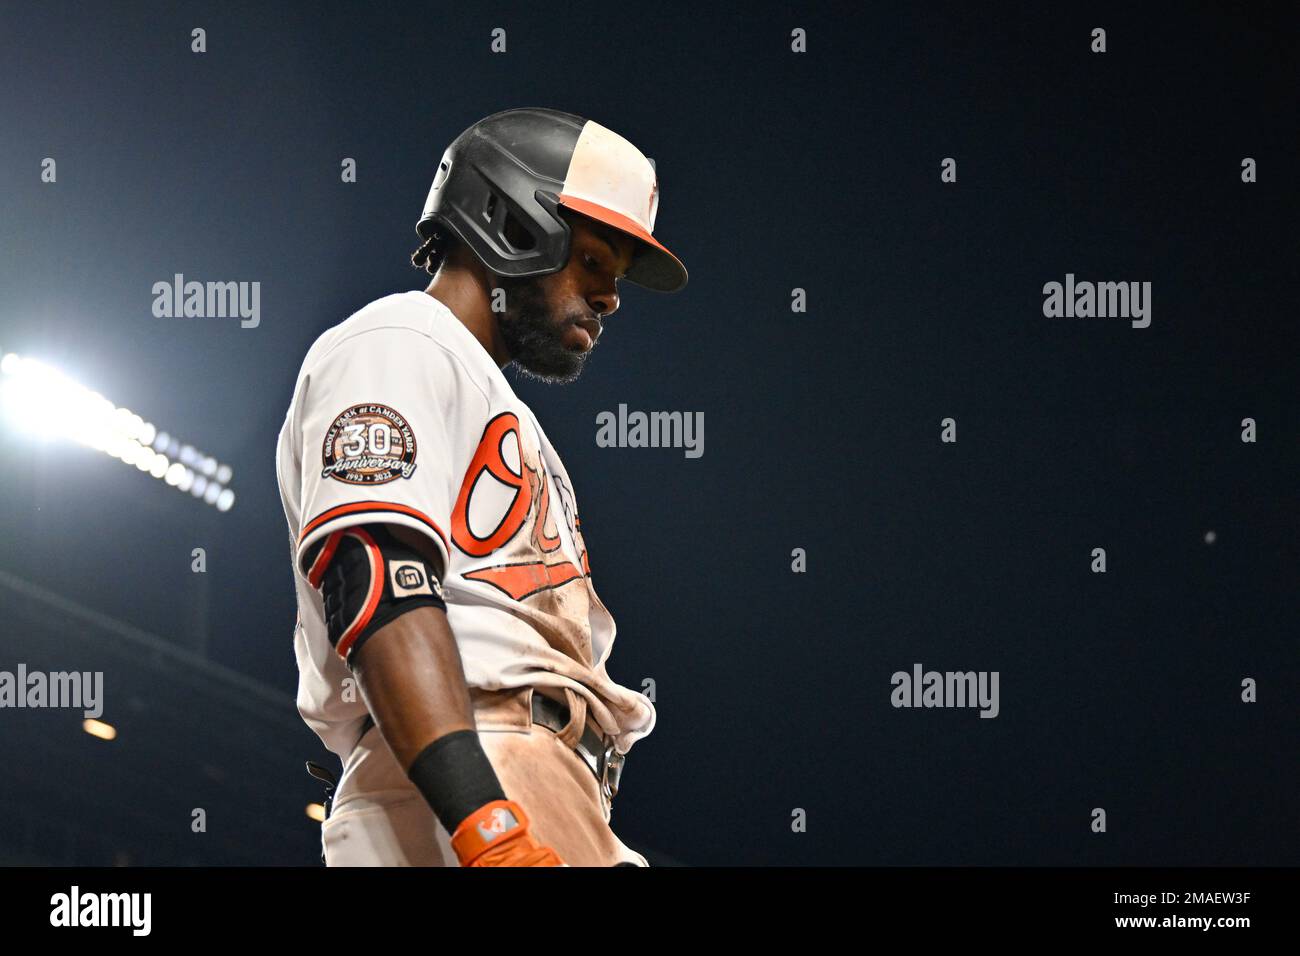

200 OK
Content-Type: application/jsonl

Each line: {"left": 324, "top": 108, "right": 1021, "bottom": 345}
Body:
{"left": 276, "top": 290, "right": 656, "bottom": 762}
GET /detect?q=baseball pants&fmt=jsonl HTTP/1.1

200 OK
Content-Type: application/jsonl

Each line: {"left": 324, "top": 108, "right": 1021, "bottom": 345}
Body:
{"left": 319, "top": 685, "right": 648, "bottom": 867}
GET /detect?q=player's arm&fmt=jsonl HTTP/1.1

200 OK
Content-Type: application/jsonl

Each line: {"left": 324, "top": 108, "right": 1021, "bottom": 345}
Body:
{"left": 304, "top": 522, "right": 564, "bottom": 867}
{"left": 348, "top": 526, "right": 477, "bottom": 760}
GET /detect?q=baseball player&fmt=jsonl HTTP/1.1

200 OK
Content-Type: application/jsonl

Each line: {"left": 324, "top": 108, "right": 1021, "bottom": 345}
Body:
{"left": 276, "top": 108, "right": 687, "bottom": 867}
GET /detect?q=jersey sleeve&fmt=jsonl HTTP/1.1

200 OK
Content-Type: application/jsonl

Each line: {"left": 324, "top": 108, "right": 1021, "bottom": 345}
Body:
{"left": 291, "top": 325, "right": 478, "bottom": 584}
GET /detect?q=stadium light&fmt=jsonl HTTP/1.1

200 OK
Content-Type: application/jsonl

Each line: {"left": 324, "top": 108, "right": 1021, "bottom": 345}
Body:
{"left": 82, "top": 719, "right": 117, "bottom": 741}
{"left": 0, "top": 351, "right": 237, "bottom": 511}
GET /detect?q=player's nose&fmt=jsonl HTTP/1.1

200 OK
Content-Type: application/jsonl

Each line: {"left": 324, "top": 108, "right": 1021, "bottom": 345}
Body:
{"left": 587, "top": 286, "right": 619, "bottom": 320}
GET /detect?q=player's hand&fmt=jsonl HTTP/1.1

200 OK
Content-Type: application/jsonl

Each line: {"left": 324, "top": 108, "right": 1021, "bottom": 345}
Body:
{"left": 450, "top": 799, "right": 566, "bottom": 867}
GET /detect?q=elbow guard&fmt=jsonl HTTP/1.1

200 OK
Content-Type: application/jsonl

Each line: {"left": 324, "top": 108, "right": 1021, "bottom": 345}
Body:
{"left": 303, "top": 523, "right": 447, "bottom": 664}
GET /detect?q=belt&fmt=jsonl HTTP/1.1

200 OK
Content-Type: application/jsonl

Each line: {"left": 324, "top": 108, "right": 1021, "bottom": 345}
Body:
{"left": 342, "top": 690, "right": 626, "bottom": 803}
{"left": 530, "top": 690, "right": 626, "bottom": 804}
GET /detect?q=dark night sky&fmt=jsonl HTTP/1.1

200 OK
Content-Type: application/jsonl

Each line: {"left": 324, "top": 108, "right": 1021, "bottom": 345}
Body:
{"left": 0, "top": 2, "right": 1295, "bottom": 865}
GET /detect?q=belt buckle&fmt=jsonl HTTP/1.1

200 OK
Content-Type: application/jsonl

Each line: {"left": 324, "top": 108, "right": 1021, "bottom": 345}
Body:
{"left": 600, "top": 743, "right": 625, "bottom": 802}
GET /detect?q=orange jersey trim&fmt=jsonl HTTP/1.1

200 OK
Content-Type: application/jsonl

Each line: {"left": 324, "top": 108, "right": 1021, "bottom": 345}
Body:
{"left": 300, "top": 501, "right": 448, "bottom": 555}
{"left": 335, "top": 527, "right": 385, "bottom": 661}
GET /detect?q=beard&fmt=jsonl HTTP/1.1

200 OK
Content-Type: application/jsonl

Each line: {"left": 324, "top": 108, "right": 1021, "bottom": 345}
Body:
{"left": 493, "top": 274, "right": 595, "bottom": 384}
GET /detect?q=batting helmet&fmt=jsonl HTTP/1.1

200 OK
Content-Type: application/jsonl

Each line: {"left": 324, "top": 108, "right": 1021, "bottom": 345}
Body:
{"left": 416, "top": 107, "right": 687, "bottom": 293}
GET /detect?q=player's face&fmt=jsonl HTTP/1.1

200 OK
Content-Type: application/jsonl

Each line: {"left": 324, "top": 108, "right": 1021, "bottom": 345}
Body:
{"left": 494, "top": 213, "right": 636, "bottom": 384}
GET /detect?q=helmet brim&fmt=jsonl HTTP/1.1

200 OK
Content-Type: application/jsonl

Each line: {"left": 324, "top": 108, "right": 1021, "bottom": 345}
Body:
{"left": 558, "top": 193, "right": 688, "bottom": 293}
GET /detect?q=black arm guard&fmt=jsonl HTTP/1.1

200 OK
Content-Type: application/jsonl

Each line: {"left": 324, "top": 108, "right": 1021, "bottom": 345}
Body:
{"left": 304, "top": 523, "right": 447, "bottom": 664}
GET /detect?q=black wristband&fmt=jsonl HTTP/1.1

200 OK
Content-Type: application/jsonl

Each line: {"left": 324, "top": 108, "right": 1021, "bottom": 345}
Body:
{"left": 407, "top": 730, "right": 507, "bottom": 834}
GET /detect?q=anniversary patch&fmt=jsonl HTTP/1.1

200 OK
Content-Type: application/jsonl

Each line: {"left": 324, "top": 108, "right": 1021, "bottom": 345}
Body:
{"left": 321, "top": 403, "right": 417, "bottom": 484}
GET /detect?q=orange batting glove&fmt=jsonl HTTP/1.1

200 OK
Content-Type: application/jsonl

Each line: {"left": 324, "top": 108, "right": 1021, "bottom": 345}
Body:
{"left": 450, "top": 799, "right": 566, "bottom": 867}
